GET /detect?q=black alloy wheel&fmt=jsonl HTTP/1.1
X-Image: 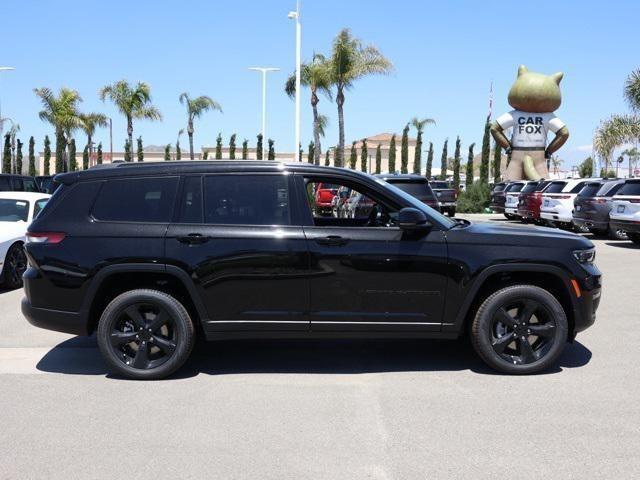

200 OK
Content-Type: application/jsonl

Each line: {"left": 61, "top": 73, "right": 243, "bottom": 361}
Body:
{"left": 97, "top": 289, "right": 194, "bottom": 380}
{"left": 471, "top": 285, "right": 568, "bottom": 374}
{"left": 4, "top": 243, "right": 27, "bottom": 289}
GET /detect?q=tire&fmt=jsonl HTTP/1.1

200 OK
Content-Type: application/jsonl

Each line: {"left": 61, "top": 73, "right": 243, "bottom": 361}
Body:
{"left": 97, "top": 289, "right": 195, "bottom": 380}
{"left": 504, "top": 213, "right": 515, "bottom": 220}
{"left": 608, "top": 225, "right": 628, "bottom": 240}
{"left": 471, "top": 285, "right": 568, "bottom": 374}
{"left": 448, "top": 207, "right": 456, "bottom": 217}
{"left": 573, "top": 223, "right": 589, "bottom": 234}
{"left": 2, "top": 242, "right": 27, "bottom": 290}
{"left": 629, "top": 233, "right": 640, "bottom": 245}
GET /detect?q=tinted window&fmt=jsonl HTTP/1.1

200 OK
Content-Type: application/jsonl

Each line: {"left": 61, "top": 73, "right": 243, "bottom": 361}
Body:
{"left": 507, "top": 183, "right": 525, "bottom": 193}
{"left": 0, "top": 199, "right": 29, "bottom": 222}
{"left": 33, "top": 198, "right": 49, "bottom": 218}
{"left": 23, "top": 179, "right": 38, "bottom": 192}
{"left": 177, "top": 176, "right": 203, "bottom": 223}
{"left": 92, "top": 177, "right": 179, "bottom": 222}
{"left": 204, "top": 175, "right": 290, "bottom": 225}
{"left": 617, "top": 181, "right": 640, "bottom": 196}
{"left": 602, "top": 183, "right": 623, "bottom": 197}
{"left": 536, "top": 181, "right": 551, "bottom": 191}
{"left": 578, "top": 183, "right": 602, "bottom": 197}
{"left": 545, "top": 182, "right": 567, "bottom": 193}
{"left": 0, "top": 177, "right": 10, "bottom": 191}
{"left": 12, "top": 178, "right": 24, "bottom": 191}
{"left": 387, "top": 180, "right": 435, "bottom": 199}
{"left": 569, "top": 182, "right": 587, "bottom": 193}
{"left": 521, "top": 182, "right": 539, "bottom": 193}
{"left": 430, "top": 181, "right": 449, "bottom": 189}
{"left": 492, "top": 183, "right": 507, "bottom": 192}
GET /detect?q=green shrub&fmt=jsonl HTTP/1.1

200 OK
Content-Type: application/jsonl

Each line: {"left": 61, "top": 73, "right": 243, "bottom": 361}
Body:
{"left": 457, "top": 181, "right": 491, "bottom": 213}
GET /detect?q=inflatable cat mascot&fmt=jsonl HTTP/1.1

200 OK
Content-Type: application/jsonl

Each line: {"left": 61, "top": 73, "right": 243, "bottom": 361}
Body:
{"left": 491, "top": 65, "right": 569, "bottom": 180}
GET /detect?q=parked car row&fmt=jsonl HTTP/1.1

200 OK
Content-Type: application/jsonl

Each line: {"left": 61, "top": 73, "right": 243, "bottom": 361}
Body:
{"left": 491, "top": 177, "right": 640, "bottom": 245}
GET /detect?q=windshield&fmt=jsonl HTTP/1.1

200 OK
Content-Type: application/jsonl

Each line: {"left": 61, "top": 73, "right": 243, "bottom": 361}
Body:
{"left": 373, "top": 177, "right": 456, "bottom": 228}
{"left": 0, "top": 199, "right": 29, "bottom": 222}
{"left": 387, "top": 180, "right": 435, "bottom": 199}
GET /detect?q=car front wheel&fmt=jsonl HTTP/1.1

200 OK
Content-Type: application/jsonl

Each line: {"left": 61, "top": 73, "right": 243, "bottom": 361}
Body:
{"left": 471, "top": 285, "right": 568, "bottom": 374}
{"left": 2, "top": 242, "right": 27, "bottom": 290}
{"left": 97, "top": 289, "right": 195, "bottom": 380}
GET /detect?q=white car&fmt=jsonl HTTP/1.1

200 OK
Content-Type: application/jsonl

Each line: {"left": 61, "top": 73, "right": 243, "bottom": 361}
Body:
{"left": 540, "top": 178, "right": 597, "bottom": 227}
{"left": 609, "top": 179, "right": 640, "bottom": 245}
{"left": 504, "top": 181, "right": 525, "bottom": 218}
{"left": 0, "top": 192, "right": 51, "bottom": 289}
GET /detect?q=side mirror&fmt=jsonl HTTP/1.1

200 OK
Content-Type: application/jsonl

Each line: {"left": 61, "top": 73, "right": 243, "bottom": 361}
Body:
{"left": 398, "top": 207, "right": 432, "bottom": 231}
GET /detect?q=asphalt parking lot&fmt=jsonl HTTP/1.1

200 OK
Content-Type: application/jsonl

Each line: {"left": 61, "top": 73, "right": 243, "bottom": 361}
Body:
{"left": 1, "top": 214, "right": 639, "bottom": 480}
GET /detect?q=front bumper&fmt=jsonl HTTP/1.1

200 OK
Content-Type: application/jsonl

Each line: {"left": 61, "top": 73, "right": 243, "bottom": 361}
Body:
{"left": 21, "top": 297, "right": 88, "bottom": 336}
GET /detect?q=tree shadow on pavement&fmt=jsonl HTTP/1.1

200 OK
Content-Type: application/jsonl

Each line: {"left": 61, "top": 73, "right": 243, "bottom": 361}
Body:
{"left": 35, "top": 336, "right": 592, "bottom": 379}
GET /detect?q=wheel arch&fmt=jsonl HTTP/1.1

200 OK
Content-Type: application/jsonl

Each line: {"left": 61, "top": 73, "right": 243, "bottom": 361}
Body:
{"left": 451, "top": 264, "right": 579, "bottom": 338}
{"left": 81, "top": 264, "right": 209, "bottom": 335}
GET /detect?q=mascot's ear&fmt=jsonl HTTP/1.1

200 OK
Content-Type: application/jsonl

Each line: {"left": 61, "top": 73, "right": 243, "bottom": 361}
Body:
{"left": 551, "top": 72, "right": 564, "bottom": 85}
{"left": 517, "top": 65, "right": 528, "bottom": 77}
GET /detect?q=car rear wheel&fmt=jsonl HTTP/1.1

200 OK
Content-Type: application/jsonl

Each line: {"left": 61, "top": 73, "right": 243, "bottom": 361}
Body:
{"left": 608, "top": 225, "right": 628, "bottom": 240}
{"left": 97, "top": 289, "right": 195, "bottom": 380}
{"left": 471, "top": 285, "right": 568, "bottom": 374}
{"left": 2, "top": 242, "right": 27, "bottom": 290}
{"left": 504, "top": 213, "right": 515, "bottom": 220}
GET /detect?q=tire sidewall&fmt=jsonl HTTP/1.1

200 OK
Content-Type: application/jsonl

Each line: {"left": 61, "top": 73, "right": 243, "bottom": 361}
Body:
{"left": 97, "top": 289, "right": 194, "bottom": 380}
{"left": 3, "top": 243, "right": 25, "bottom": 290}
{"left": 472, "top": 285, "right": 568, "bottom": 374}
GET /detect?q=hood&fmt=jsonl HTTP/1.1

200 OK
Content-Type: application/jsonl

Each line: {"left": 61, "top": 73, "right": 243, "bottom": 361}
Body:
{"left": 448, "top": 220, "right": 593, "bottom": 249}
{"left": 0, "top": 221, "right": 28, "bottom": 243}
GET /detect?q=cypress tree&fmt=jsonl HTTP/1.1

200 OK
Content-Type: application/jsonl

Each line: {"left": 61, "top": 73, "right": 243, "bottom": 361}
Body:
{"left": 55, "top": 131, "right": 65, "bottom": 173}
{"left": 400, "top": 124, "right": 409, "bottom": 173}
{"left": 43, "top": 135, "right": 51, "bottom": 175}
{"left": 299, "top": 143, "right": 303, "bottom": 162}
{"left": 28, "top": 136, "right": 36, "bottom": 176}
{"left": 479, "top": 115, "right": 491, "bottom": 185}
{"left": 325, "top": 150, "right": 330, "bottom": 166}
{"left": 439, "top": 139, "right": 448, "bottom": 180}
{"left": 375, "top": 144, "right": 382, "bottom": 173}
{"left": 68, "top": 139, "right": 77, "bottom": 171}
{"left": 229, "top": 134, "right": 236, "bottom": 159}
{"left": 16, "top": 139, "right": 23, "bottom": 174}
{"left": 176, "top": 140, "right": 181, "bottom": 160}
{"left": 492, "top": 142, "right": 502, "bottom": 183}
{"left": 215, "top": 133, "right": 222, "bottom": 159}
{"left": 164, "top": 144, "right": 171, "bottom": 161}
{"left": 97, "top": 142, "right": 103, "bottom": 165}
{"left": 466, "top": 143, "right": 475, "bottom": 188}
{"left": 360, "top": 139, "right": 368, "bottom": 172}
{"left": 388, "top": 134, "right": 397, "bottom": 172}
{"left": 452, "top": 136, "right": 461, "bottom": 192}
{"left": 137, "top": 136, "right": 144, "bottom": 162}
{"left": 425, "top": 142, "right": 434, "bottom": 179}
{"left": 267, "top": 139, "right": 275, "bottom": 160}
{"left": 124, "top": 139, "right": 131, "bottom": 162}
{"left": 413, "top": 126, "right": 423, "bottom": 174}
{"left": 242, "top": 139, "right": 248, "bottom": 159}
{"left": 2, "top": 135, "right": 10, "bottom": 174}
{"left": 349, "top": 141, "right": 357, "bottom": 169}
{"left": 307, "top": 141, "right": 315, "bottom": 164}
{"left": 256, "top": 134, "right": 263, "bottom": 160}
{"left": 82, "top": 144, "right": 89, "bottom": 170}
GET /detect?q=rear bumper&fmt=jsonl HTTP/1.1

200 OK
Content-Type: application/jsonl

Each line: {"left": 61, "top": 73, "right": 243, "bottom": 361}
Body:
{"left": 505, "top": 207, "right": 520, "bottom": 216}
{"left": 21, "top": 296, "right": 88, "bottom": 336}
{"left": 490, "top": 204, "right": 505, "bottom": 213}
{"left": 609, "top": 219, "right": 640, "bottom": 234}
{"left": 572, "top": 216, "right": 608, "bottom": 231}
{"left": 540, "top": 210, "right": 572, "bottom": 223}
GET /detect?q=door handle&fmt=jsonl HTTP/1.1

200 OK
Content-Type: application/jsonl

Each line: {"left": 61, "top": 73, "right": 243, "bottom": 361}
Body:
{"left": 315, "top": 235, "right": 349, "bottom": 246}
{"left": 176, "top": 233, "right": 211, "bottom": 245}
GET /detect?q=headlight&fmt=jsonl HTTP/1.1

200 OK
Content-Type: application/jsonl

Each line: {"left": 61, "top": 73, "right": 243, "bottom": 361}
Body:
{"left": 573, "top": 248, "right": 596, "bottom": 264}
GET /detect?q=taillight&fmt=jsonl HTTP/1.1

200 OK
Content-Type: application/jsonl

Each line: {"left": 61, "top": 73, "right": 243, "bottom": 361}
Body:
{"left": 594, "top": 198, "right": 607, "bottom": 204}
{"left": 25, "top": 232, "right": 66, "bottom": 244}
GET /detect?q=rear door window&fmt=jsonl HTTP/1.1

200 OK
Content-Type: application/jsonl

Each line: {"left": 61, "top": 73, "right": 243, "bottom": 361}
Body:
{"left": 203, "top": 174, "right": 290, "bottom": 225}
{"left": 92, "top": 177, "right": 179, "bottom": 222}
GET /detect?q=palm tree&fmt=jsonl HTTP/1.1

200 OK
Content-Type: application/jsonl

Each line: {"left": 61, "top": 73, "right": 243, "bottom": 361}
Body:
{"left": 624, "top": 69, "right": 640, "bottom": 112}
{"left": 34, "top": 87, "right": 83, "bottom": 172}
{"left": 411, "top": 117, "right": 435, "bottom": 174}
{"left": 330, "top": 29, "right": 393, "bottom": 166}
{"left": 99, "top": 80, "right": 162, "bottom": 152}
{"left": 286, "top": 53, "right": 332, "bottom": 165}
{"left": 79, "top": 112, "right": 108, "bottom": 166}
{"left": 551, "top": 155, "right": 563, "bottom": 175}
{"left": 594, "top": 115, "right": 640, "bottom": 174}
{"left": 622, "top": 147, "right": 639, "bottom": 177}
{"left": 179, "top": 93, "right": 222, "bottom": 160}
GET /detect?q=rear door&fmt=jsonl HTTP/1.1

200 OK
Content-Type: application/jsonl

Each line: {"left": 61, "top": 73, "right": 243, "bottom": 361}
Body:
{"left": 165, "top": 173, "right": 310, "bottom": 333}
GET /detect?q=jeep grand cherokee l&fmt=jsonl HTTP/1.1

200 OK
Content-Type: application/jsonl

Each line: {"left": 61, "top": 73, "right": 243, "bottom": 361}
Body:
{"left": 22, "top": 162, "right": 601, "bottom": 379}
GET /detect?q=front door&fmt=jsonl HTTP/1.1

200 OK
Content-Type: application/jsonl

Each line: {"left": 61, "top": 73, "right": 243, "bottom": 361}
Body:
{"left": 165, "top": 173, "right": 310, "bottom": 333}
{"left": 299, "top": 175, "right": 448, "bottom": 332}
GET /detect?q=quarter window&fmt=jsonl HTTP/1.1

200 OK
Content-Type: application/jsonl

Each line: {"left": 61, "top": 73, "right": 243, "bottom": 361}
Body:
{"left": 203, "top": 175, "right": 290, "bottom": 225}
{"left": 92, "top": 177, "right": 179, "bottom": 222}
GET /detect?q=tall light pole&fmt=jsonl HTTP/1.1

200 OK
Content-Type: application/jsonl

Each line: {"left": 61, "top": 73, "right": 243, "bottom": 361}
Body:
{"left": 288, "top": 2, "right": 301, "bottom": 161}
{"left": 0, "top": 67, "right": 15, "bottom": 151}
{"left": 248, "top": 67, "right": 279, "bottom": 159}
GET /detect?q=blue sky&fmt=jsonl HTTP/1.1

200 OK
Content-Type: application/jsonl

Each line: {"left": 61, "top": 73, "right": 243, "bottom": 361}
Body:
{"left": 1, "top": 0, "right": 638, "bottom": 168}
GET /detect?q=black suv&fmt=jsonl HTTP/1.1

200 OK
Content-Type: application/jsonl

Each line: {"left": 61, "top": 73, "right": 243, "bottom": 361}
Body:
{"left": 22, "top": 162, "right": 601, "bottom": 379}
